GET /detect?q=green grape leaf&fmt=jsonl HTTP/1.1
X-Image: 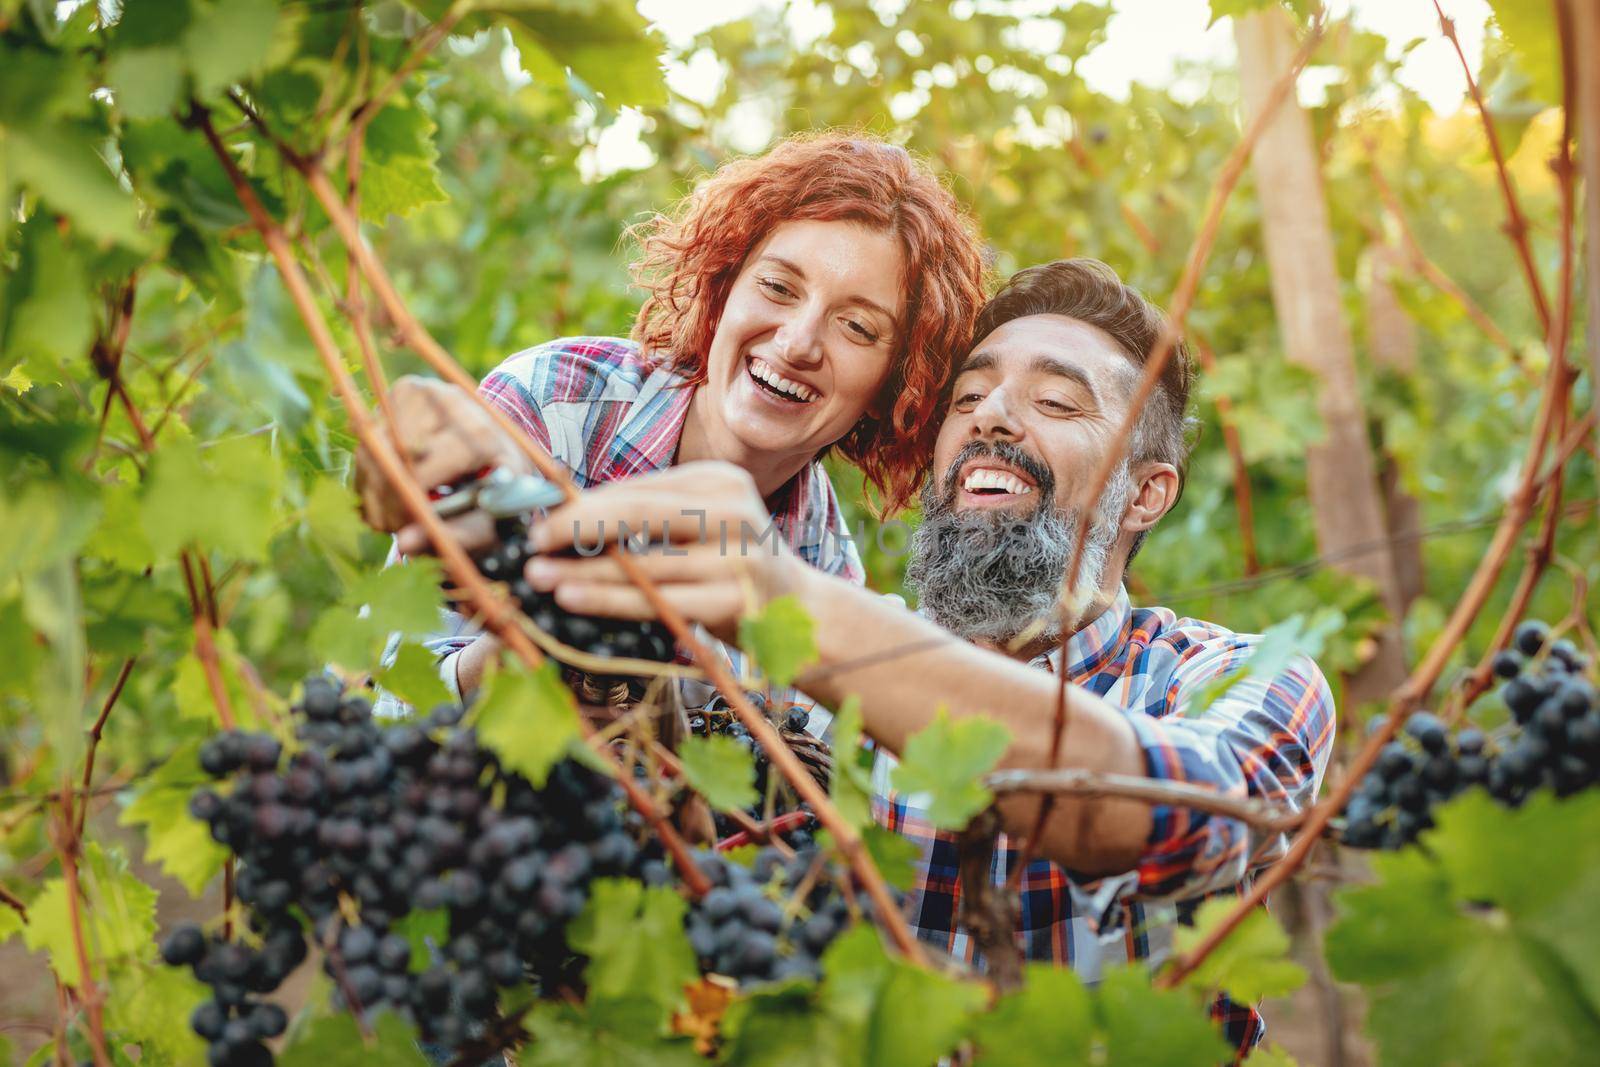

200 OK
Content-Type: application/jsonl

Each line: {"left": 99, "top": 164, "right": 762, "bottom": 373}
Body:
{"left": 520, "top": 999, "right": 704, "bottom": 1067}
{"left": 5, "top": 124, "right": 147, "bottom": 248}
{"left": 1172, "top": 897, "right": 1306, "bottom": 1002}
{"left": 359, "top": 100, "right": 448, "bottom": 222}
{"left": 0, "top": 899, "right": 24, "bottom": 945}
{"left": 866, "top": 958, "right": 988, "bottom": 1067}
{"left": 276, "top": 1011, "right": 429, "bottom": 1067}
{"left": 498, "top": 0, "right": 667, "bottom": 108}
{"left": 24, "top": 843, "right": 160, "bottom": 986}
{"left": 720, "top": 980, "right": 837, "bottom": 1067}
{"left": 304, "top": 476, "right": 366, "bottom": 560}
{"left": 971, "top": 963, "right": 1093, "bottom": 1067}
{"left": 140, "top": 435, "right": 286, "bottom": 563}
{"left": 568, "top": 879, "right": 698, "bottom": 1023}
{"left": 376, "top": 641, "right": 453, "bottom": 714}
{"left": 471, "top": 660, "right": 582, "bottom": 788}
{"left": 889, "top": 708, "right": 1012, "bottom": 830}
{"left": 816, "top": 923, "right": 893, "bottom": 1026}
{"left": 1096, "top": 965, "right": 1232, "bottom": 1067}
{"left": 1245, "top": 1043, "right": 1302, "bottom": 1067}
{"left": 85, "top": 480, "right": 157, "bottom": 571}
{"left": 676, "top": 734, "right": 759, "bottom": 811}
{"left": 0, "top": 480, "right": 101, "bottom": 585}
{"left": 1, "top": 215, "right": 93, "bottom": 389}
{"left": 1326, "top": 791, "right": 1600, "bottom": 1066}
{"left": 391, "top": 908, "right": 448, "bottom": 972}
{"left": 173, "top": 627, "right": 260, "bottom": 728}
{"left": 107, "top": 47, "right": 184, "bottom": 120}
{"left": 346, "top": 558, "right": 448, "bottom": 634}
{"left": 1178, "top": 609, "right": 1341, "bottom": 718}
{"left": 119, "top": 741, "right": 229, "bottom": 897}
{"left": 828, "top": 696, "right": 874, "bottom": 831}
{"left": 815, "top": 825, "right": 921, "bottom": 892}
{"left": 310, "top": 558, "right": 446, "bottom": 669}
{"left": 103, "top": 959, "right": 210, "bottom": 1065}
{"left": 1488, "top": 0, "right": 1558, "bottom": 103}
{"left": 738, "top": 594, "right": 818, "bottom": 688}
{"left": 183, "top": 0, "right": 287, "bottom": 97}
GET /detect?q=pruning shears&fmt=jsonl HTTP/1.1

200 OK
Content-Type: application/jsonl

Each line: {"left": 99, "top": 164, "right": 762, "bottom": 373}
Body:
{"left": 427, "top": 465, "right": 566, "bottom": 520}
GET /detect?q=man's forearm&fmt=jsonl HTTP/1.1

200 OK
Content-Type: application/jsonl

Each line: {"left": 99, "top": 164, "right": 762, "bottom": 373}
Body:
{"left": 788, "top": 565, "right": 1152, "bottom": 875}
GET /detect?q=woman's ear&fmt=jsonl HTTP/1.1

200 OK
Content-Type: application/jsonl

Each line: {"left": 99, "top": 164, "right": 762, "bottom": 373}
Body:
{"left": 1122, "top": 463, "right": 1181, "bottom": 534}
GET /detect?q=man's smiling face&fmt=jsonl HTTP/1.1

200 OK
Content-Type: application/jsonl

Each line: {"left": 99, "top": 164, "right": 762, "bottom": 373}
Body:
{"left": 929, "top": 313, "right": 1138, "bottom": 524}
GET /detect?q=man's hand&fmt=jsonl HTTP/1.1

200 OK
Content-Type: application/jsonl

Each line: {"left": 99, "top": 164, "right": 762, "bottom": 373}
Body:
{"left": 520, "top": 461, "right": 805, "bottom": 643}
{"left": 355, "top": 376, "right": 532, "bottom": 554}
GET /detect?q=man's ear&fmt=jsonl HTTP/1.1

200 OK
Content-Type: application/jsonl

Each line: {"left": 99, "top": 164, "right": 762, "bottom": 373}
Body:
{"left": 1122, "top": 462, "right": 1180, "bottom": 534}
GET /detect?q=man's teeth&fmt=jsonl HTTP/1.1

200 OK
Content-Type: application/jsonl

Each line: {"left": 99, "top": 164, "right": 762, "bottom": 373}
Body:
{"left": 963, "top": 468, "right": 1033, "bottom": 495}
{"left": 749, "top": 358, "right": 817, "bottom": 402}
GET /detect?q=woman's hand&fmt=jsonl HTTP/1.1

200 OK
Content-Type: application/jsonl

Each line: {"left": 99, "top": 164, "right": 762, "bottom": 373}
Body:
{"left": 521, "top": 461, "right": 806, "bottom": 642}
{"left": 355, "top": 376, "right": 532, "bottom": 553}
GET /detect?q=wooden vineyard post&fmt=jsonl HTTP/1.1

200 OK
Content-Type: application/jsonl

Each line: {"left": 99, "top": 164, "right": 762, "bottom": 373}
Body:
{"left": 1234, "top": 6, "right": 1409, "bottom": 704}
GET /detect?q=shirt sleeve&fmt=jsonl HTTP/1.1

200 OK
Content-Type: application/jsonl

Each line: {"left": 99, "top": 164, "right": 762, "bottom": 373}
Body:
{"left": 1121, "top": 637, "right": 1337, "bottom": 900}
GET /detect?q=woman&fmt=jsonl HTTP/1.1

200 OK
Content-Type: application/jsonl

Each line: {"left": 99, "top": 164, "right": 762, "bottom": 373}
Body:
{"left": 363, "top": 132, "right": 986, "bottom": 699}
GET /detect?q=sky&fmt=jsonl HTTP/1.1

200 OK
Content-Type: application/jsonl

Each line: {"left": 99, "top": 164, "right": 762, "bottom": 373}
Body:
{"left": 585, "top": 0, "right": 1494, "bottom": 176}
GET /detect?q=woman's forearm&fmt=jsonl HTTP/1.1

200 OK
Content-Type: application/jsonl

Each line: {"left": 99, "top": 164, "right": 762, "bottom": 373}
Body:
{"left": 451, "top": 633, "right": 503, "bottom": 701}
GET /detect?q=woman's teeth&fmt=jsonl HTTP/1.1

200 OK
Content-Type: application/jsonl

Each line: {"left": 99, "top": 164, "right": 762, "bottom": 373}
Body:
{"left": 963, "top": 468, "right": 1033, "bottom": 495}
{"left": 748, "top": 357, "right": 818, "bottom": 403}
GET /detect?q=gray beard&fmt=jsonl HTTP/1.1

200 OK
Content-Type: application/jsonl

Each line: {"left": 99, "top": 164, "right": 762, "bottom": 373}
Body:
{"left": 905, "top": 449, "right": 1134, "bottom": 645}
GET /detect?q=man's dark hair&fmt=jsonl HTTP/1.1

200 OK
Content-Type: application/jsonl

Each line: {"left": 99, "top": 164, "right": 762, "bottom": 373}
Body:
{"left": 969, "top": 258, "right": 1196, "bottom": 561}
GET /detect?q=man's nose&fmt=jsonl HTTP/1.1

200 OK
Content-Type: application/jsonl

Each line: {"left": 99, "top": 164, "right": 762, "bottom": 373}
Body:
{"left": 773, "top": 304, "right": 826, "bottom": 368}
{"left": 970, "top": 386, "right": 1020, "bottom": 439}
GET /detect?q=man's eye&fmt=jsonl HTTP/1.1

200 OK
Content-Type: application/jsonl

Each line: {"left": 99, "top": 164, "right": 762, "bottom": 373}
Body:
{"left": 1041, "top": 398, "right": 1078, "bottom": 414}
{"left": 955, "top": 392, "right": 983, "bottom": 407}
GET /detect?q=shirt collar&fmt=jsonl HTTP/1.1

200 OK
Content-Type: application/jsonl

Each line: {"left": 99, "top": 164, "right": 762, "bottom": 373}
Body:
{"left": 608, "top": 362, "right": 696, "bottom": 479}
{"left": 1032, "top": 585, "right": 1132, "bottom": 679}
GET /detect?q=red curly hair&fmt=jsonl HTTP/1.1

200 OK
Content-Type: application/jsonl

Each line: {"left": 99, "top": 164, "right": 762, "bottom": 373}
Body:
{"left": 628, "top": 132, "right": 987, "bottom": 515}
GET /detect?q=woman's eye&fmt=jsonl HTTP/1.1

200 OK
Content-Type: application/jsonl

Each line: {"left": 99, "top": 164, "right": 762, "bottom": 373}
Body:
{"left": 843, "top": 319, "right": 879, "bottom": 343}
{"left": 955, "top": 392, "right": 983, "bottom": 407}
{"left": 758, "top": 278, "right": 795, "bottom": 299}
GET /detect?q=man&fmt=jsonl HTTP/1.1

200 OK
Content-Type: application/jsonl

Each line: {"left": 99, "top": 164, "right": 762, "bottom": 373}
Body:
{"left": 362, "top": 259, "right": 1335, "bottom": 1057}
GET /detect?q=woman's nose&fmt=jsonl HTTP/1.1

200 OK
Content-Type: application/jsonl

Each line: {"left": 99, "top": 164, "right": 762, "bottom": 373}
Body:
{"left": 773, "top": 305, "right": 826, "bottom": 367}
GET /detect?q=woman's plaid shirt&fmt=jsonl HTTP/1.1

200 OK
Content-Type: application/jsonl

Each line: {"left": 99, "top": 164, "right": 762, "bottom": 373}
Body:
{"left": 870, "top": 586, "right": 1336, "bottom": 1057}
{"left": 419, "top": 336, "right": 865, "bottom": 691}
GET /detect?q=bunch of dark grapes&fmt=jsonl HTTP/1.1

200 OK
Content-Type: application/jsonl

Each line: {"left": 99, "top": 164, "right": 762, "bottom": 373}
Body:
{"left": 1341, "top": 620, "right": 1597, "bottom": 850}
{"left": 164, "top": 674, "right": 648, "bottom": 1062}
{"left": 476, "top": 515, "right": 675, "bottom": 664}
{"left": 683, "top": 847, "right": 871, "bottom": 985}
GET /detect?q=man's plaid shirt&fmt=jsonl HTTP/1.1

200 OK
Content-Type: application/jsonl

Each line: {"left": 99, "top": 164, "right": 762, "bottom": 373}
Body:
{"left": 870, "top": 586, "right": 1336, "bottom": 1058}
{"left": 419, "top": 336, "right": 865, "bottom": 692}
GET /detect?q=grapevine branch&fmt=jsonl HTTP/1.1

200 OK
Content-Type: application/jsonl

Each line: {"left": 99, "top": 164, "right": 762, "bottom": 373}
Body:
{"left": 285, "top": 149, "right": 924, "bottom": 962}
{"left": 1363, "top": 141, "right": 1521, "bottom": 366}
{"left": 49, "top": 794, "right": 111, "bottom": 1067}
{"left": 75, "top": 657, "right": 135, "bottom": 838}
{"left": 1429, "top": 0, "right": 1553, "bottom": 336}
{"left": 192, "top": 105, "right": 714, "bottom": 899}
{"left": 0, "top": 882, "right": 26, "bottom": 921}
{"left": 1012, "top": 17, "right": 1326, "bottom": 887}
{"left": 1161, "top": 16, "right": 1584, "bottom": 979}
{"left": 1446, "top": 58, "right": 1582, "bottom": 720}
{"left": 986, "top": 768, "right": 1305, "bottom": 832}
{"left": 1191, "top": 334, "right": 1260, "bottom": 574}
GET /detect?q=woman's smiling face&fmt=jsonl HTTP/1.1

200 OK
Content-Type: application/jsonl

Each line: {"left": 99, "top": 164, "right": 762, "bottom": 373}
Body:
{"left": 689, "top": 219, "right": 907, "bottom": 488}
